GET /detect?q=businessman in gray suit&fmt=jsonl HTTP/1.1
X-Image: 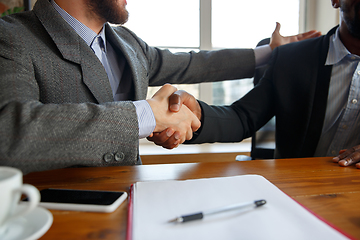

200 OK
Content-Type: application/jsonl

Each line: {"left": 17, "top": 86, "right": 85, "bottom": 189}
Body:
{"left": 0, "top": 0, "right": 319, "bottom": 174}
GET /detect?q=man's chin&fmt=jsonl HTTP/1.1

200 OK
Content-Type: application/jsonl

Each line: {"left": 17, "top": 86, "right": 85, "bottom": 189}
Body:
{"left": 106, "top": 10, "right": 128, "bottom": 25}
{"left": 348, "top": 24, "right": 360, "bottom": 39}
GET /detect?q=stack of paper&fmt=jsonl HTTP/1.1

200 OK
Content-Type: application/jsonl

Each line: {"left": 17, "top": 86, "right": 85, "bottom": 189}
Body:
{"left": 127, "top": 175, "right": 351, "bottom": 240}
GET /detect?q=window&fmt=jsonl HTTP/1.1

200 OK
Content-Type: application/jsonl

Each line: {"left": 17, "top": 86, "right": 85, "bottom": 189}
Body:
{"left": 211, "top": 0, "right": 299, "bottom": 104}
{"left": 124, "top": 0, "right": 200, "bottom": 99}
{"left": 124, "top": 0, "right": 300, "bottom": 104}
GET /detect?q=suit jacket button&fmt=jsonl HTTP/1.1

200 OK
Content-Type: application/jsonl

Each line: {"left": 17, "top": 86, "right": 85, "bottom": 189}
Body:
{"left": 114, "top": 152, "right": 125, "bottom": 162}
{"left": 103, "top": 153, "right": 114, "bottom": 163}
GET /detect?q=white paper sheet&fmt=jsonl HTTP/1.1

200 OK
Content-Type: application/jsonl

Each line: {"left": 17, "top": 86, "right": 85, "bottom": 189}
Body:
{"left": 131, "top": 175, "right": 350, "bottom": 240}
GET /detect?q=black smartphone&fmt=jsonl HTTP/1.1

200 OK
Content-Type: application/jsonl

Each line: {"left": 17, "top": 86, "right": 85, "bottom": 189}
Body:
{"left": 23, "top": 188, "right": 127, "bottom": 212}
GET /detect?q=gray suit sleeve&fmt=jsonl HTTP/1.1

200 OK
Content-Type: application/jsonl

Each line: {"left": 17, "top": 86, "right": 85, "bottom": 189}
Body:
{"left": 119, "top": 27, "right": 256, "bottom": 86}
{"left": 147, "top": 48, "right": 256, "bottom": 86}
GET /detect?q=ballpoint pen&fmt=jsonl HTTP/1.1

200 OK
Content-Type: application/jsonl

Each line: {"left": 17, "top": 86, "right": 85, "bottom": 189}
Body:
{"left": 168, "top": 199, "right": 266, "bottom": 223}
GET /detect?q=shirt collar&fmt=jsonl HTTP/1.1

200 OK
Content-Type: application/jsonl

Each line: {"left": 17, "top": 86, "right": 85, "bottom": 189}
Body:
{"left": 50, "top": 0, "right": 106, "bottom": 50}
{"left": 326, "top": 28, "right": 359, "bottom": 65}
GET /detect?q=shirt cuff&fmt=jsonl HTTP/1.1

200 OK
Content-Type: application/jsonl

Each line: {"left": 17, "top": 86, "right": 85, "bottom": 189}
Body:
{"left": 133, "top": 100, "right": 156, "bottom": 139}
{"left": 254, "top": 44, "right": 272, "bottom": 68}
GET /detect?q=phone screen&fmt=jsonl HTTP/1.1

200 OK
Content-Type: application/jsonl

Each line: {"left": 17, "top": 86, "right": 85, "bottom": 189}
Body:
{"left": 35, "top": 189, "right": 125, "bottom": 205}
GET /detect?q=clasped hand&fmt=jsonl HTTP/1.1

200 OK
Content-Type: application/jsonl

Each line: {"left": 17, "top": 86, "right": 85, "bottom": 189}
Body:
{"left": 146, "top": 84, "right": 201, "bottom": 146}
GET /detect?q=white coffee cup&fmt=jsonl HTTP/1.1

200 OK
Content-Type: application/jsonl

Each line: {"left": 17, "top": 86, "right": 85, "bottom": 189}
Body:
{"left": 0, "top": 166, "right": 40, "bottom": 236}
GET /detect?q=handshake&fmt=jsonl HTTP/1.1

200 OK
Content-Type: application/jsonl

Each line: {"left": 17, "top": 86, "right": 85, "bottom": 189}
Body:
{"left": 146, "top": 84, "right": 201, "bottom": 149}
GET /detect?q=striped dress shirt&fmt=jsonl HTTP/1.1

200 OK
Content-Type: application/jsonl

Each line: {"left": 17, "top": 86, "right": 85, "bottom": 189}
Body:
{"left": 315, "top": 28, "right": 360, "bottom": 156}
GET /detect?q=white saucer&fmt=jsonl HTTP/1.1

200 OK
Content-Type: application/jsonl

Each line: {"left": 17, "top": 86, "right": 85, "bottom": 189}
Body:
{"left": 1, "top": 205, "right": 53, "bottom": 240}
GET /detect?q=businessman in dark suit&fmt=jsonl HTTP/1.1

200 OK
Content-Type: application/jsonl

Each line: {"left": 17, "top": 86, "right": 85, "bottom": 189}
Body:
{"left": 151, "top": 0, "right": 360, "bottom": 169}
{"left": 0, "top": 0, "right": 319, "bottom": 174}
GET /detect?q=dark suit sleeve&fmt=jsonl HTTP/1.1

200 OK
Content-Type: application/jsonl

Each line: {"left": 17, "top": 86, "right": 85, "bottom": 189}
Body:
{"left": 189, "top": 54, "right": 277, "bottom": 144}
{"left": 188, "top": 101, "right": 244, "bottom": 144}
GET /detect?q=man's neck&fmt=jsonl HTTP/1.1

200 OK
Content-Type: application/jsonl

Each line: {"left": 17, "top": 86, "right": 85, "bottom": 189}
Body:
{"left": 54, "top": 0, "right": 104, "bottom": 34}
{"left": 339, "top": 22, "right": 360, "bottom": 56}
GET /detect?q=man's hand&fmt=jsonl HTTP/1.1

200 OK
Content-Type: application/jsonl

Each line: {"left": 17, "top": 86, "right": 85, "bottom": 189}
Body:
{"left": 168, "top": 90, "right": 201, "bottom": 120}
{"left": 332, "top": 146, "right": 360, "bottom": 168}
{"left": 147, "top": 90, "right": 201, "bottom": 149}
{"left": 146, "top": 84, "right": 201, "bottom": 145}
{"left": 269, "top": 22, "right": 321, "bottom": 50}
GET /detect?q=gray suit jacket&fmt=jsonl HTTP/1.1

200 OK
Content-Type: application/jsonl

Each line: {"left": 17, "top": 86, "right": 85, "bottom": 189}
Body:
{"left": 0, "top": 0, "right": 255, "bottom": 174}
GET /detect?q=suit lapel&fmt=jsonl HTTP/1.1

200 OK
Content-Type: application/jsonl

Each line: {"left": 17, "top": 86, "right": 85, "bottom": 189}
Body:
{"left": 300, "top": 27, "right": 337, "bottom": 157}
{"left": 33, "top": 0, "right": 113, "bottom": 104}
{"left": 79, "top": 44, "right": 114, "bottom": 103}
{"left": 105, "top": 25, "right": 144, "bottom": 100}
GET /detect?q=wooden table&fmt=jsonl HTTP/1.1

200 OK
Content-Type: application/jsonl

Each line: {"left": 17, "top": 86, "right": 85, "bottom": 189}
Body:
{"left": 23, "top": 156, "right": 360, "bottom": 240}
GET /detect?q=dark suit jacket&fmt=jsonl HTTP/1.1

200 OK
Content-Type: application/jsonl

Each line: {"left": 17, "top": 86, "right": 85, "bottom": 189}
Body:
{"left": 191, "top": 27, "right": 337, "bottom": 159}
{"left": 0, "top": 0, "right": 256, "bottom": 173}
